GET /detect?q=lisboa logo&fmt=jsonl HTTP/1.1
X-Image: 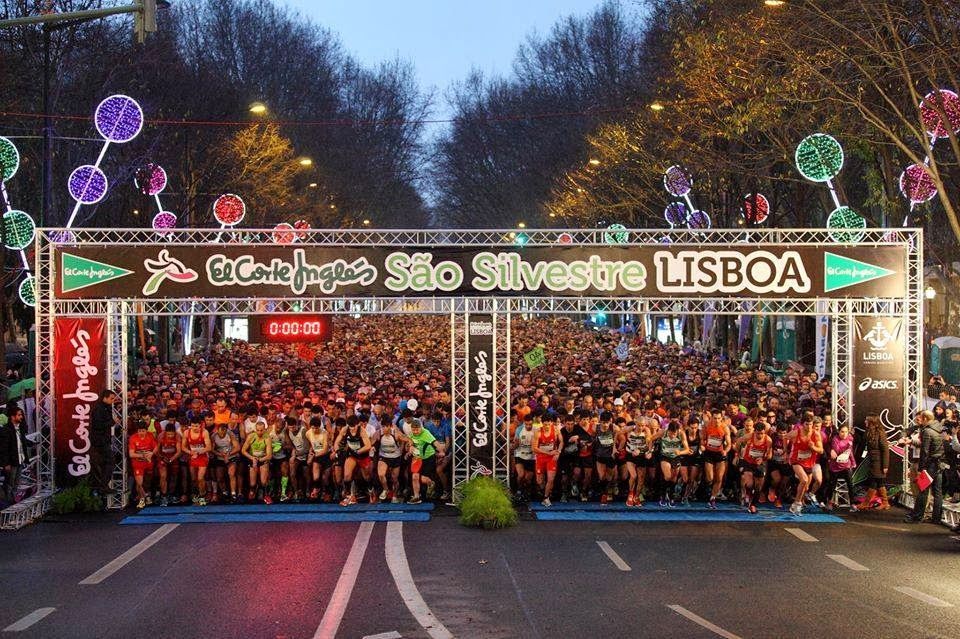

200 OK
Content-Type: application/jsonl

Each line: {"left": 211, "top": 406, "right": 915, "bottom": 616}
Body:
{"left": 862, "top": 321, "right": 894, "bottom": 351}
{"left": 143, "top": 249, "right": 198, "bottom": 295}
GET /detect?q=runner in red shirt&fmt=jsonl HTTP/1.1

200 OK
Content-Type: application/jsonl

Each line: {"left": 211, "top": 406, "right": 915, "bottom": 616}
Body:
{"left": 739, "top": 425, "right": 772, "bottom": 514}
{"left": 786, "top": 416, "right": 824, "bottom": 516}
{"left": 701, "top": 410, "right": 732, "bottom": 509}
{"left": 181, "top": 415, "right": 212, "bottom": 506}
{"left": 129, "top": 420, "right": 158, "bottom": 509}
{"left": 533, "top": 416, "right": 561, "bottom": 507}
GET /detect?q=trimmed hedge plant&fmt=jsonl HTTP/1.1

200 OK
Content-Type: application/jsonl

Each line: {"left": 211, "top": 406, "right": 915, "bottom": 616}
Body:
{"left": 458, "top": 476, "right": 518, "bottom": 529}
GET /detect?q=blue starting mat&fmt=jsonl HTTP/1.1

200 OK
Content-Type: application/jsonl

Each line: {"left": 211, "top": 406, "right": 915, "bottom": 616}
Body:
{"left": 120, "top": 502, "right": 434, "bottom": 525}
{"left": 529, "top": 501, "right": 844, "bottom": 524}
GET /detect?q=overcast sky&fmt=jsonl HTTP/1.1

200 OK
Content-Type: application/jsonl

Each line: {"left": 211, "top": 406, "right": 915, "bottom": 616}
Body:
{"left": 283, "top": 0, "right": 605, "bottom": 116}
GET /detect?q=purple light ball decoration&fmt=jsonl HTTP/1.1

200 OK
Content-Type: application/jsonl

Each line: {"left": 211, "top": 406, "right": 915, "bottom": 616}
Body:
{"left": 51, "top": 230, "right": 75, "bottom": 243}
{"left": 742, "top": 193, "right": 770, "bottom": 224}
{"left": 135, "top": 163, "right": 167, "bottom": 196}
{"left": 557, "top": 232, "right": 574, "bottom": 245}
{"left": 687, "top": 209, "right": 711, "bottom": 230}
{"left": 68, "top": 165, "right": 108, "bottom": 204}
{"left": 272, "top": 223, "right": 296, "bottom": 244}
{"left": 152, "top": 211, "right": 177, "bottom": 233}
{"left": 919, "top": 89, "right": 960, "bottom": 140}
{"left": 95, "top": 95, "right": 144, "bottom": 143}
{"left": 899, "top": 164, "right": 937, "bottom": 204}
{"left": 213, "top": 194, "right": 245, "bottom": 226}
{"left": 664, "top": 202, "right": 688, "bottom": 227}
{"left": 663, "top": 165, "right": 692, "bottom": 197}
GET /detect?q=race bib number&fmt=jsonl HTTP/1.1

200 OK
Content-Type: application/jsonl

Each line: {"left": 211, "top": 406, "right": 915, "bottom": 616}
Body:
{"left": 707, "top": 436, "right": 722, "bottom": 448}
{"left": 798, "top": 450, "right": 812, "bottom": 460}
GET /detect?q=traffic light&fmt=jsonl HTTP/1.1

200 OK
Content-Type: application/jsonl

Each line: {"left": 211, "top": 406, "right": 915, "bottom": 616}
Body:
{"left": 134, "top": 0, "right": 158, "bottom": 44}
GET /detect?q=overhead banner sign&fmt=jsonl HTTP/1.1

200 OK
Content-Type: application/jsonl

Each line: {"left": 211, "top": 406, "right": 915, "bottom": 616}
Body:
{"left": 851, "top": 316, "right": 906, "bottom": 479}
{"left": 53, "top": 244, "right": 908, "bottom": 300}
{"left": 54, "top": 317, "right": 107, "bottom": 487}
{"left": 466, "top": 315, "right": 495, "bottom": 477}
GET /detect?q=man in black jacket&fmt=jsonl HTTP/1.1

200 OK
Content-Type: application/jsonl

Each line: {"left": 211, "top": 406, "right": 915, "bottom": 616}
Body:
{"left": 0, "top": 407, "right": 30, "bottom": 504}
{"left": 906, "top": 410, "right": 945, "bottom": 524}
{"left": 90, "top": 390, "right": 118, "bottom": 493}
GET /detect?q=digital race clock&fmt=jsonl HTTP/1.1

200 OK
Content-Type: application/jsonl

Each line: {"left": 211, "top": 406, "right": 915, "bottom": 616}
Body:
{"left": 248, "top": 314, "right": 332, "bottom": 344}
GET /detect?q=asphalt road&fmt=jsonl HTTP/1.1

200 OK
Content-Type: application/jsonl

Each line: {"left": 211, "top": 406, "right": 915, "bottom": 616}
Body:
{"left": 1, "top": 507, "right": 959, "bottom": 639}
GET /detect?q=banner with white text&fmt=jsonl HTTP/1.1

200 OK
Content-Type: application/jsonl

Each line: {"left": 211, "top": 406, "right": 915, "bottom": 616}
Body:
{"left": 54, "top": 317, "right": 107, "bottom": 487}
{"left": 466, "top": 315, "right": 495, "bottom": 477}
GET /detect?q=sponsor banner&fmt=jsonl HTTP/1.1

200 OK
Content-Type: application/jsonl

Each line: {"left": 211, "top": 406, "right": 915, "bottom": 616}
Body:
{"left": 466, "top": 315, "right": 495, "bottom": 476}
{"left": 53, "top": 244, "right": 908, "bottom": 300}
{"left": 815, "top": 301, "right": 829, "bottom": 380}
{"left": 852, "top": 316, "right": 906, "bottom": 479}
{"left": 54, "top": 317, "right": 107, "bottom": 487}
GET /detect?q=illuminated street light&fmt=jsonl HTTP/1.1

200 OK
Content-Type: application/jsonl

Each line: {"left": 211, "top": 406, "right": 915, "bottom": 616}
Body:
{"left": 650, "top": 102, "right": 665, "bottom": 112}
{"left": 298, "top": 157, "right": 313, "bottom": 167}
{"left": 362, "top": 219, "right": 371, "bottom": 226}
{"left": 925, "top": 285, "right": 936, "bottom": 300}
{"left": 249, "top": 102, "right": 268, "bottom": 115}
{"left": 764, "top": 0, "right": 785, "bottom": 6}
{"left": 517, "top": 221, "right": 526, "bottom": 229}
{"left": 588, "top": 158, "right": 601, "bottom": 166}
{"left": 309, "top": 182, "right": 318, "bottom": 188}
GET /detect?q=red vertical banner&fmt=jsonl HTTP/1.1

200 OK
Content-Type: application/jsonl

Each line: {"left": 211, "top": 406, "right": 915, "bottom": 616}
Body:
{"left": 54, "top": 318, "right": 108, "bottom": 487}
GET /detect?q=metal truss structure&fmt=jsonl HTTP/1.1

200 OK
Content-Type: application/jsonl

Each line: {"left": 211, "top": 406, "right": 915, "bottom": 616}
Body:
{"left": 8, "top": 227, "right": 923, "bottom": 529}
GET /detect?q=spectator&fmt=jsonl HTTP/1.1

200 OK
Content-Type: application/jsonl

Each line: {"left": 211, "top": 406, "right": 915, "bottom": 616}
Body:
{"left": 0, "top": 406, "right": 30, "bottom": 504}
{"left": 905, "top": 410, "right": 945, "bottom": 524}
{"left": 91, "top": 390, "right": 118, "bottom": 493}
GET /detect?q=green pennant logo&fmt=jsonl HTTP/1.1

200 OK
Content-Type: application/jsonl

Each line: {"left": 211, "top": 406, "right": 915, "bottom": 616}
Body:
{"left": 61, "top": 253, "right": 134, "bottom": 293}
{"left": 824, "top": 252, "right": 895, "bottom": 292}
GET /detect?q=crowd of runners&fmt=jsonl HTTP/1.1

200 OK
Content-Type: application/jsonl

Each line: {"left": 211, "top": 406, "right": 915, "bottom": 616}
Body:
{"left": 124, "top": 315, "right": 890, "bottom": 516}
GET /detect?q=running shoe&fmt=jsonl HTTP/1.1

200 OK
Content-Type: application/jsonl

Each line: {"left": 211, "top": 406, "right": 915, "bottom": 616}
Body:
{"left": 440, "top": 492, "right": 451, "bottom": 501}
{"left": 667, "top": 499, "right": 677, "bottom": 509}
{"left": 280, "top": 493, "right": 289, "bottom": 503}
{"left": 708, "top": 498, "right": 717, "bottom": 509}
{"left": 579, "top": 492, "right": 588, "bottom": 503}
{"left": 560, "top": 493, "right": 569, "bottom": 503}
{"left": 247, "top": 490, "right": 256, "bottom": 501}
{"left": 191, "top": 494, "right": 199, "bottom": 504}
{"left": 659, "top": 498, "right": 668, "bottom": 507}
{"left": 805, "top": 493, "right": 819, "bottom": 507}
{"left": 322, "top": 492, "right": 332, "bottom": 503}
{"left": 368, "top": 490, "right": 377, "bottom": 504}
{"left": 626, "top": 493, "right": 635, "bottom": 507}
{"left": 774, "top": 498, "right": 783, "bottom": 509}
{"left": 263, "top": 495, "right": 273, "bottom": 505}
{"left": 196, "top": 497, "right": 207, "bottom": 506}
{"left": 391, "top": 496, "right": 402, "bottom": 504}
{"left": 137, "top": 498, "right": 146, "bottom": 509}
{"left": 757, "top": 492, "right": 767, "bottom": 504}
{"left": 158, "top": 496, "right": 168, "bottom": 507}
{"left": 379, "top": 490, "right": 389, "bottom": 501}
{"left": 767, "top": 489, "right": 777, "bottom": 503}
{"left": 408, "top": 496, "right": 423, "bottom": 505}
{"left": 310, "top": 488, "right": 320, "bottom": 500}
{"left": 600, "top": 494, "right": 609, "bottom": 505}
{"left": 571, "top": 485, "right": 580, "bottom": 498}
{"left": 541, "top": 498, "right": 552, "bottom": 507}
{"left": 682, "top": 497, "right": 690, "bottom": 507}
{"left": 144, "top": 495, "right": 152, "bottom": 506}
{"left": 748, "top": 504, "right": 758, "bottom": 514}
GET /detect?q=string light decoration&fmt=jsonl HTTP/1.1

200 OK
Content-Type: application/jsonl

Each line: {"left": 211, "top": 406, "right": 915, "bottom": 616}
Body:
{"left": 135, "top": 163, "right": 167, "bottom": 196}
{"left": 293, "top": 218, "right": 311, "bottom": 241}
{"left": 3, "top": 210, "right": 36, "bottom": 250}
{"left": 68, "top": 165, "right": 108, "bottom": 204}
{"left": 687, "top": 209, "right": 712, "bottom": 230}
{"left": 66, "top": 94, "right": 143, "bottom": 228}
{"left": 213, "top": 194, "right": 245, "bottom": 227}
{"left": 899, "top": 164, "right": 937, "bottom": 204}
{"left": 663, "top": 165, "right": 692, "bottom": 197}
{"left": 152, "top": 211, "right": 177, "bottom": 233}
{"left": 272, "top": 223, "right": 296, "bottom": 244}
{"left": 18, "top": 275, "right": 36, "bottom": 308}
{"left": 827, "top": 206, "right": 866, "bottom": 243}
{"left": 0, "top": 136, "right": 20, "bottom": 181}
{"left": 95, "top": 95, "right": 144, "bottom": 143}
{"left": 919, "top": 89, "right": 960, "bottom": 139}
{"left": 664, "top": 202, "right": 687, "bottom": 227}
{"left": 795, "top": 134, "right": 844, "bottom": 183}
{"left": 742, "top": 193, "right": 770, "bottom": 224}
{"left": 603, "top": 223, "right": 629, "bottom": 244}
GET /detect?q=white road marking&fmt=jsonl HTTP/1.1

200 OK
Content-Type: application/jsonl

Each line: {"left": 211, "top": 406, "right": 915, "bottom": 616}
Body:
{"left": 893, "top": 586, "right": 954, "bottom": 608}
{"left": 2, "top": 608, "right": 55, "bottom": 632}
{"left": 826, "top": 554, "right": 870, "bottom": 571}
{"left": 666, "top": 605, "right": 742, "bottom": 639}
{"left": 385, "top": 522, "right": 453, "bottom": 639}
{"left": 784, "top": 527, "right": 819, "bottom": 542}
{"left": 314, "top": 522, "right": 375, "bottom": 639}
{"left": 362, "top": 632, "right": 402, "bottom": 639}
{"left": 596, "top": 541, "right": 632, "bottom": 571}
{"left": 79, "top": 524, "right": 179, "bottom": 585}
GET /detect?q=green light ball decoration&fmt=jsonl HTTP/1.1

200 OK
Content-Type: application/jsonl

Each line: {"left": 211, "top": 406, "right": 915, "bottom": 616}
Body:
{"left": 3, "top": 210, "right": 36, "bottom": 250}
{"left": 603, "top": 223, "right": 629, "bottom": 244}
{"left": 795, "top": 134, "right": 844, "bottom": 183}
{"left": 826, "top": 206, "right": 866, "bottom": 243}
{"left": 19, "top": 275, "right": 36, "bottom": 308}
{"left": 0, "top": 136, "right": 20, "bottom": 182}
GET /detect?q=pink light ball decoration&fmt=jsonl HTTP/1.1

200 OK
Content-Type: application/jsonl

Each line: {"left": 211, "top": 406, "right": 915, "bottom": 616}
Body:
{"left": 899, "top": 164, "right": 937, "bottom": 204}
{"left": 664, "top": 202, "right": 687, "bottom": 227}
{"left": 293, "top": 219, "right": 311, "bottom": 241}
{"left": 557, "top": 232, "right": 574, "bottom": 244}
{"left": 742, "top": 193, "right": 770, "bottom": 224}
{"left": 152, "top": 211, "right": 177, "bottom": 232}
{"left": 135, "top": 163, "right": 167, "bottom": 196}
{"left": 68, "top": 165, "right": 108, "bottom": 204}
{"left": 919, "top": 90, "right": 960, "bottom": 139}
{"left": 94, "top": 95, "right": 144, "bottom": 143}
{"left": 272, "top": 223, "right": 296, "bottom": 244}
{"left": 213, "top": 194, "right": 245, "bottom": 226}
{"left": 663, "top": 165, "right": 692, "bottom": 197}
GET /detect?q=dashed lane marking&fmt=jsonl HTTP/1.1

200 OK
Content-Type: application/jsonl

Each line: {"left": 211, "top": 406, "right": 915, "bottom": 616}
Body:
{"left": 3, "top": 608, "right": 56, "bottom": 632}
{"left": 596, "top": 540, "right": 632, "bottom": 571}
{"left": 666, "top": 605, "right": 743, "bottom": 639}
{"left": 362, "top": 632, "right": 402, "bottom": 639}
{"left": 79, "top": 524, "right": 179, "bottom": 585}
{"left": 784, "top": 527, "right": 819, "bottom": 542}
{"left": 893, "top": 586, "right": 954, "bottom": 608}
{"left": 314, "top": 522, "right": 375, "bottom": 639}
{"left": 826, "top": 554, "right": 870, "bottom": 571}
